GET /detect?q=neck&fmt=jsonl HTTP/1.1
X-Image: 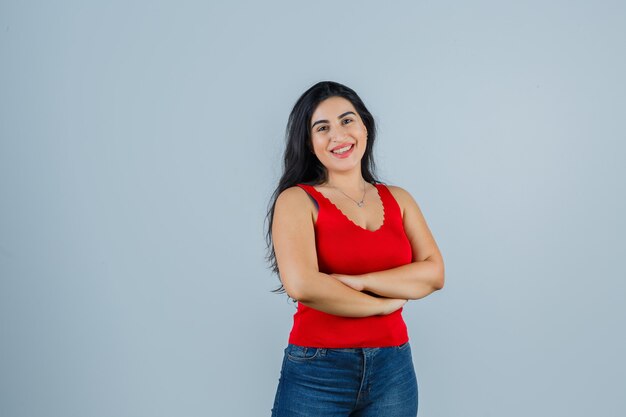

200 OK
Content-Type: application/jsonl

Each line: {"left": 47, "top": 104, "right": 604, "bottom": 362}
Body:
{"left": 323, "top": 170, "right": 366, "bottom": 192}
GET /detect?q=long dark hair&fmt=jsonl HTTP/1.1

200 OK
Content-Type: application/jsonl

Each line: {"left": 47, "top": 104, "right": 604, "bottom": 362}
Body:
{"left": 264, "top": 81, "right": 383, "bottom": 299}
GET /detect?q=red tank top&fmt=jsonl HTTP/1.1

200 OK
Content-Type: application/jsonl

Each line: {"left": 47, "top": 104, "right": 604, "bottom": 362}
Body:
{"left": 287, "top": 182, "right": 412, "bottom": 348}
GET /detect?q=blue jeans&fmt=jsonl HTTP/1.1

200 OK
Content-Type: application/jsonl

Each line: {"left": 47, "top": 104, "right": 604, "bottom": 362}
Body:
{"left": 271, "top": 341, "right": 418, "bottom": 416}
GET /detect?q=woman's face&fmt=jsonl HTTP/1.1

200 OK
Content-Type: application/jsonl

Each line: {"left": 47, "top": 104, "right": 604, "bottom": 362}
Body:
{"left": 309, "top": 96, "right": 368, "bottom": 173}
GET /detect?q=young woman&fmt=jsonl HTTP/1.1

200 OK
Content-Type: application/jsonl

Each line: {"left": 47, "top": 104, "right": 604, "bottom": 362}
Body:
{"left": 265, "top": 81, "right": 445, "bottom": 416}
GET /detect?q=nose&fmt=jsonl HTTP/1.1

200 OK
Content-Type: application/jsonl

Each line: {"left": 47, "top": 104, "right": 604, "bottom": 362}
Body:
{"left": 330, "top": 124, "right": 350, "bottom": 142}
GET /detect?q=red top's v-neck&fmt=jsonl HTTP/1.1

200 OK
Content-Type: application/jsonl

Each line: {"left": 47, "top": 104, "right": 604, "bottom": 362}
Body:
{"left": 310, "top": 183, "right": 387, "bottom": 233}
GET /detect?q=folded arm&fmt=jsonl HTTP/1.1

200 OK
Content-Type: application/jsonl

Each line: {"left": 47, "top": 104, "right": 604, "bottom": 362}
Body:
{"left": 294, "top": 272, "right": 407, "bottom": 317}
{"left": 364, "top": 257, "right": 444, "bottom": 299}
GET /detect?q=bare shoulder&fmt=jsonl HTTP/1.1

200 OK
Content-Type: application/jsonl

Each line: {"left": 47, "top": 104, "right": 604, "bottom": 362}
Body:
{"left": 383, "top": 184, "right": 417, "bottom": 217}
{"left": 274, "top": 185, "right": 318, "bottom": 229}
{"left": 276, "top": 185, "right": 315, "bottom": 212}
{"left": 384, "top": 184, "right": 412, "bottom": 197}
{"left": 276, "top": 185, "right": 306, "bottom": 203}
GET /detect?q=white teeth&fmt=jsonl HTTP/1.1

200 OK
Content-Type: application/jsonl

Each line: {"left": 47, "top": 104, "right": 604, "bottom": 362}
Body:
{"left": 332, "top": 144, "right": 352, "bottom": 154}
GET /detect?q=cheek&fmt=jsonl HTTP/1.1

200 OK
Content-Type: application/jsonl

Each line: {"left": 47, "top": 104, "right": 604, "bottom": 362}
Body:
{"left": 351, "top": 124, "right": 367, "bottom": 135}
{"left": 311, "top": 138, "right": 323, "bottom": 150}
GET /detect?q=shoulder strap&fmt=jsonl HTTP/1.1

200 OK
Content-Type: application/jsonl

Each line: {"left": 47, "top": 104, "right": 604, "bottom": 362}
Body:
{"left": 375, "top": 182, "right": 402, "bottom": 221}
{"left": 296, "top": 183, "right": 321, "bottom": 209}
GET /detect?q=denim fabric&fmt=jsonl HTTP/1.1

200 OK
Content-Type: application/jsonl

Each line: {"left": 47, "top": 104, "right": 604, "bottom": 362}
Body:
{"left": 271, "top": 341, "right": 418, "bottom": 416}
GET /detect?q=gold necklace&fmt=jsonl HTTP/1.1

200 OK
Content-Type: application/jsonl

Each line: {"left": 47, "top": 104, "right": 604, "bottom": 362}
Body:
{"left": 328, "top": 179, "right": 367, "bottom": 207}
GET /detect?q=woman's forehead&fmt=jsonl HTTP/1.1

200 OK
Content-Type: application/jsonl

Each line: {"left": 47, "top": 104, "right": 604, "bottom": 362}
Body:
{"left": 312, "top": 97, "right": 356, "bottom": 118}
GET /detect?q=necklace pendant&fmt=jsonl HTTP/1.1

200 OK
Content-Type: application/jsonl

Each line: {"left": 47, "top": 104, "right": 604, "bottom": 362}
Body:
{"left": 357, "top": 201, "right": 364, "bottom": 207}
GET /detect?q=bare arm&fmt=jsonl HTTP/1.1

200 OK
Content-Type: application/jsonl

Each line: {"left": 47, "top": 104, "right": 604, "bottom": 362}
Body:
{"left": 272, "top": 187, "right": 407, "bottom": 318}
{"left": 362, "top": 258, "right": 443, "bottom": 299}
{"left": 296, "top": 271, "right": 407, "bottom": 317}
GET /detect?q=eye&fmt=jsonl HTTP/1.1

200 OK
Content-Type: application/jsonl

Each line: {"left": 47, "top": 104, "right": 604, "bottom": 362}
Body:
{"left": 316, "top": 125, "right": 328, "bottom": 132}
{"left": 343, "top": 118, "right": 353, "bottom": 124}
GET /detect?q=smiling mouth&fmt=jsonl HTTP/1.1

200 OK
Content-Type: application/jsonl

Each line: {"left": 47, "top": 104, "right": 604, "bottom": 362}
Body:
{"left": 331, "top": 144, "right": 354, "bottom": 155}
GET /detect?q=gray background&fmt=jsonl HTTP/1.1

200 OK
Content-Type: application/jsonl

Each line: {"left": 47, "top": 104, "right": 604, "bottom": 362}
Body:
{"left": 1, "top": 1, "right": 625, "bottom": 416}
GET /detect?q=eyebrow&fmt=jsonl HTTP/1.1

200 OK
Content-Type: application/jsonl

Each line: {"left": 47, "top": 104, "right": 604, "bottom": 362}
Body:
{"left": 310, "top": 111, "right": 357, "bottom": 130}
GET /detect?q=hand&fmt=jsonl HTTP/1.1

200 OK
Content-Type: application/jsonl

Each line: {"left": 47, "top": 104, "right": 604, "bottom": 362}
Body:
{"left": 329, "top": 273, "right": 366, "bottom": 292}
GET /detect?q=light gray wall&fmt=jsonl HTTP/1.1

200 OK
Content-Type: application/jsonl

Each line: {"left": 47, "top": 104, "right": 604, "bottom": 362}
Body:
{"left": 1, "top": 1, "right": 624, "bottom": 416}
